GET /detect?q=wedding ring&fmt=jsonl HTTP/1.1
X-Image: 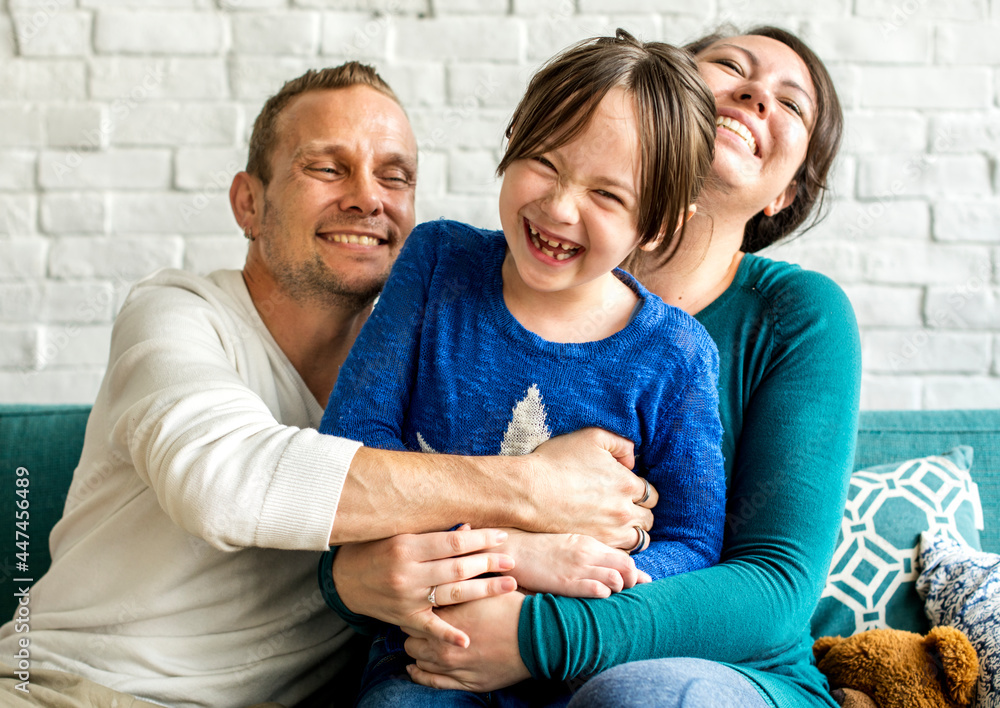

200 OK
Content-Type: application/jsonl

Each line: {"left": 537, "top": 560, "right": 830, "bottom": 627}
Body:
{"left": 427, "top": 585, "right": 438, "bottom": 607}
{"left": 637, "top": 478, "right": 651, "bottom": 506}
{"left": 627, "top": 527, "right": 648, "bottom": 555}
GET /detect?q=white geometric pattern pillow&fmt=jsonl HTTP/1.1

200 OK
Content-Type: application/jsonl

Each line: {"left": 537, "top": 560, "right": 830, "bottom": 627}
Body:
{"left": 811, "top": 447, "right": 983, "bottom": 639}
{"left": 918, "top": 532, "right": 999, "bottom": 708}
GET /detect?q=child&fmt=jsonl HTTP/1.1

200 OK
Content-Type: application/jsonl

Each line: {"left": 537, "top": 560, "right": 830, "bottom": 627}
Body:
{"left": 320, "top": 29, "right": 725, "bottom": 706}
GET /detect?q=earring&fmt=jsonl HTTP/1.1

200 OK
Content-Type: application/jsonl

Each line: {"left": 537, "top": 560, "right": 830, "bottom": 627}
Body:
{"left": 244, "top": 227, "right": 255, "bottom": 241}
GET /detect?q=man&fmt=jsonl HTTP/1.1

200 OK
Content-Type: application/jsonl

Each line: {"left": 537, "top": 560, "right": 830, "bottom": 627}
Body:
{"left": 0, "top": 63, "right": 653, "bottom": 707}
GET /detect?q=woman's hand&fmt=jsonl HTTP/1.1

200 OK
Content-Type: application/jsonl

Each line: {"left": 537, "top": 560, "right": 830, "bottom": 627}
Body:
{"left": 500, "top": 529, "right": 650, "bottom": 597}
{"left": 404, "top": 592, "right": 530, "bottom": 692}
{"left": 333, "top": 525, "right": 517, "bottom": 648}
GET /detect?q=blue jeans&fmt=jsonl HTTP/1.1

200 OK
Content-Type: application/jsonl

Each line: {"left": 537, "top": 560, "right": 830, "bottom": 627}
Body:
{"left": 567, "top": 658, "right": 770, "bottom": 708}
{"left": 356, "top": 631, "right": 572, "bottom": 708}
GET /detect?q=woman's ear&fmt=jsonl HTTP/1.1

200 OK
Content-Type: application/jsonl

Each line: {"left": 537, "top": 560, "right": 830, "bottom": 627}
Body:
{"left": 763, "top": 180, "right": 797, "bottom": 217}
{"left": 639, "top": 204, "right": 698, "bottom": 252}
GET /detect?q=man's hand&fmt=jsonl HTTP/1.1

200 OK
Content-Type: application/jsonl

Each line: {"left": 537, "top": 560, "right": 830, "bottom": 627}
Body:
{"left": 404, "top": 592, "right": 530, "bottom": 692}
{"left": 499, "top": 529, "right": 650, "bottom": 597}
{"left": 333, "top": 526, "right": 517, "bottom": 648}
{"left": 527, "top": 428, "right": 658, "bottom": 548}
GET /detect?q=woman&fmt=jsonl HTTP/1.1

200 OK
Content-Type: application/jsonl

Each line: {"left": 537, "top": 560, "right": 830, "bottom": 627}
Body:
{"left": 331, "top": 26, "right": 861, "bottom": 708}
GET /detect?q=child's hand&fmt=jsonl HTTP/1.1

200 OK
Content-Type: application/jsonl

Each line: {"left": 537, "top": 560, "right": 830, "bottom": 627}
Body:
{"left": 498, "top": 529, "right": 651, "bottom": 597}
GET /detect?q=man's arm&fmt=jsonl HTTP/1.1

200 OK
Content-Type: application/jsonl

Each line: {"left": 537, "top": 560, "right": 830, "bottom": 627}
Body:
{"left": 109, "top": 273, "right": 651, "bottom": 553}
{"left": 331, "top": 427, "right": 655, "bottom": 546}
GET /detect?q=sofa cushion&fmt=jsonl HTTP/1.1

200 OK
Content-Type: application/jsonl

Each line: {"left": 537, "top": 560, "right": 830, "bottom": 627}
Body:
{"left": 918, "top": 532, "right": 999, "bottom": 708}
{"left": 0, "top": 404, "right": 90, "bottom": 622}
{"left": 856, "top": 409, "right": 1000, "bottom": 555}
{"left": 811, "top": 446, "right": 983, "bottom": 639}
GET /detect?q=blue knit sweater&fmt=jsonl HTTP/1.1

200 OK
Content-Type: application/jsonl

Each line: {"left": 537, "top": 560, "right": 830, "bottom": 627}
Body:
{"left": 319, "top": 219, "right": 725, "bottom": 582}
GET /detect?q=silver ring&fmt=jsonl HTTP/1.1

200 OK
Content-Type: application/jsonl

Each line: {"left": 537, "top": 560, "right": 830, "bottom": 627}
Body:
{"left": 637, "top": 478, "right": 651, "bottom": 506}
{"left": 627, "top": 527, "right": 648, "bottom": 555}
{"left": 427, "top": 585, "right": 438, "bottom": 607}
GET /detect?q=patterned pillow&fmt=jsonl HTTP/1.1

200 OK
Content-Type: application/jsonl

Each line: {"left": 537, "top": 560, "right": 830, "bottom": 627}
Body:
{"left": 918, "top": 532, "right": 999, "bottom": 708}
{"left": 811, "top": 446, "right": 983, "bottom": 639}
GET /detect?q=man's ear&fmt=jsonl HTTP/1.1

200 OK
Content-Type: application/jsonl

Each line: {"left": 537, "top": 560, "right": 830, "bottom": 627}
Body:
{"left": 230, "top": 171, "right": 264, "bottom": 233}
{"left": 763, "top": 180, "right": 797, "bottom": 217}
{"left": 639, "top": 204, "right": 698, "bottom": 252}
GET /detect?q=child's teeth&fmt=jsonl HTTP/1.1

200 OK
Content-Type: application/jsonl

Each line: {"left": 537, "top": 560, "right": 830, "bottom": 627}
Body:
{"left": 527, "top": 222, "right": 580, "bottom": 258}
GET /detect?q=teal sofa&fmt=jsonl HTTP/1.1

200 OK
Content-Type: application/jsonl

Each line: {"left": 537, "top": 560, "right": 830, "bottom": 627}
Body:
{"left": 2, "top": 404, "right": 999, "bottom": 634}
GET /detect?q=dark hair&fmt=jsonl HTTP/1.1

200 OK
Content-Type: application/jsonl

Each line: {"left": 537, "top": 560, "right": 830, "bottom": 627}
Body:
{"left": 246, "top": 62, "right": 401, "bottom": 185}
{"left": 686, "top": 26, "right": 843, "bottom": 252}
{"left": 497, "top": 29, "right": 716, "bottom": 262}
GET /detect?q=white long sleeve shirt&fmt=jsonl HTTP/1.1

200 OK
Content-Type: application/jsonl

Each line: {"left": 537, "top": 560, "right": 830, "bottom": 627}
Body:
{"left": 0, "top": 269, "right": 362, "bottom": 707}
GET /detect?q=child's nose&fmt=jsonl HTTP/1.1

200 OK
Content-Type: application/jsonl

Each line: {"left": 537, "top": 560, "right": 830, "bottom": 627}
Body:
{"left": 541, "top": 182, "right": 580, "bottom": 224}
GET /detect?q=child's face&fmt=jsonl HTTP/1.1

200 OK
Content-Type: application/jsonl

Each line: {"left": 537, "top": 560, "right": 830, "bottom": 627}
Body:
{"left": 498, "top": 87, "right": 647, "bottom": 299}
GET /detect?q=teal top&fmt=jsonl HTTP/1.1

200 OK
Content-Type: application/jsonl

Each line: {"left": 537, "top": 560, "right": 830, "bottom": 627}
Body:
{"left": 518, "top": 254, "right": 863, "bottom": 708}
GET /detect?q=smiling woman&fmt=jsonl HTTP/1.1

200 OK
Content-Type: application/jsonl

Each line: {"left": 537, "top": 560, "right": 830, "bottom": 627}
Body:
{"left": 686, "top": 26, "right": 843, "bottom": 254}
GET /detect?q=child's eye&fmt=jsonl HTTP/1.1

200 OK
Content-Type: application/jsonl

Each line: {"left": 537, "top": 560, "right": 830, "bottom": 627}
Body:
{"left": 532, "top": 156, "right": 555, "bottom": 170}
{"left": 595, "top": 190, "right": 624, "bottom": 205}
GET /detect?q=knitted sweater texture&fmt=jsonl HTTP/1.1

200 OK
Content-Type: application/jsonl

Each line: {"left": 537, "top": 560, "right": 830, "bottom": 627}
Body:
{"left": 320, "top": 219, "right": 726, "bottom": 580}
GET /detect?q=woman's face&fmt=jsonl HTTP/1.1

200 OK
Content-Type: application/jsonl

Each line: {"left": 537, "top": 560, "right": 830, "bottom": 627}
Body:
{"left": 696, "top": 34, "right": 817, "bottom": 218}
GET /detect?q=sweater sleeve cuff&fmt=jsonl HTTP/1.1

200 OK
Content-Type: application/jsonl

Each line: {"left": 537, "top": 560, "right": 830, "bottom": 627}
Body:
{"left": 256, "top": 429, "right": 362, "bottom": 550}
{"left": 518, "top": 593, "right": 553, "bottom": 680}
{"left": 318, "top": 546, "right": 386, "bottom": 635}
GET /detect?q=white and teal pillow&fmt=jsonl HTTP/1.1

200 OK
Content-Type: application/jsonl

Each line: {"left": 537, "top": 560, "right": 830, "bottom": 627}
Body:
{"left": 918, "top": 532, "right": 999, "bottom": 708}
{"left": 811, "top": 446, "right": 983, "bottom": 639}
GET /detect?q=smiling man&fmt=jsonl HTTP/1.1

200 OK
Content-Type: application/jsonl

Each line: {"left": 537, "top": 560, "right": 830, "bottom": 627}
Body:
{"left": 0, "top": 63, "right": 654, "bottom": 708}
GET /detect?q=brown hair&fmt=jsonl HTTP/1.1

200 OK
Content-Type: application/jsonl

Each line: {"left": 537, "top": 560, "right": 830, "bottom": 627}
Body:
{"left": 497, "top": 29, "right": 716, "bottom": 262}
{"left": 246, "top": 62, "right": 402, "bottom": 185}
{"left": 686, "top": 26, "right": 843, "bottom": 252}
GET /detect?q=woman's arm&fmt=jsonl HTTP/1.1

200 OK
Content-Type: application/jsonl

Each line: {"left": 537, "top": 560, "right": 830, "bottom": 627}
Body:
{"left": 521, "top": 271, "right": 863, "bottom": 678}
{"left": 406, "top": 270, "right": 862, "bottom": 686}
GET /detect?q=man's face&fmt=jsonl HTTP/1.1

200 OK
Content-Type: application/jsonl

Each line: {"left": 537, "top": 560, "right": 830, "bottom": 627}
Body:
{"left": 257, "top": 85, "right": 417, "bottom": 309}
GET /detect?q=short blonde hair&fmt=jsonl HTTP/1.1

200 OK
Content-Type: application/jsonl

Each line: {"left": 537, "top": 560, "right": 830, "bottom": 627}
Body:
{"left": 246, "top": 62, "right": 401, "bottom": 185}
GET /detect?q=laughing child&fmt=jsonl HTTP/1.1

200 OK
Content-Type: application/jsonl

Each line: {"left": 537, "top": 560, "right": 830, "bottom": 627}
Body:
{"left": 319, "top": 30, "right": 725, "bottom": 706}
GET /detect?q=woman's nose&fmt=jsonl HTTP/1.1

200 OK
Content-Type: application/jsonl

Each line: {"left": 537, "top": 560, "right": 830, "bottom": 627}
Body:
{"left": 737, "top": 82, "right": 773, "bottom": 116}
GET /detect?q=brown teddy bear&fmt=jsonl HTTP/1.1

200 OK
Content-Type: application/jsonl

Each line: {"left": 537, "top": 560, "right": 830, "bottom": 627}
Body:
{"left": 813, "top": 626, "right": 979, "bottom": 708}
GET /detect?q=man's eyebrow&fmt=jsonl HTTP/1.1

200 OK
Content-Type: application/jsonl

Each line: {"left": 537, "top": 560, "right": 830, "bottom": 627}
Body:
{"left": 713, "top": 43, "right": 816, "bottom": 115}
{"left": 294, "top": 142, "right": 418, "bottom": 174}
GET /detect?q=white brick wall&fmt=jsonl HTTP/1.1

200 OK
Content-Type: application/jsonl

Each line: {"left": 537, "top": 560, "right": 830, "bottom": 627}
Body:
{"left": 0, "top": 1, "right": 998, "bottom": 409}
